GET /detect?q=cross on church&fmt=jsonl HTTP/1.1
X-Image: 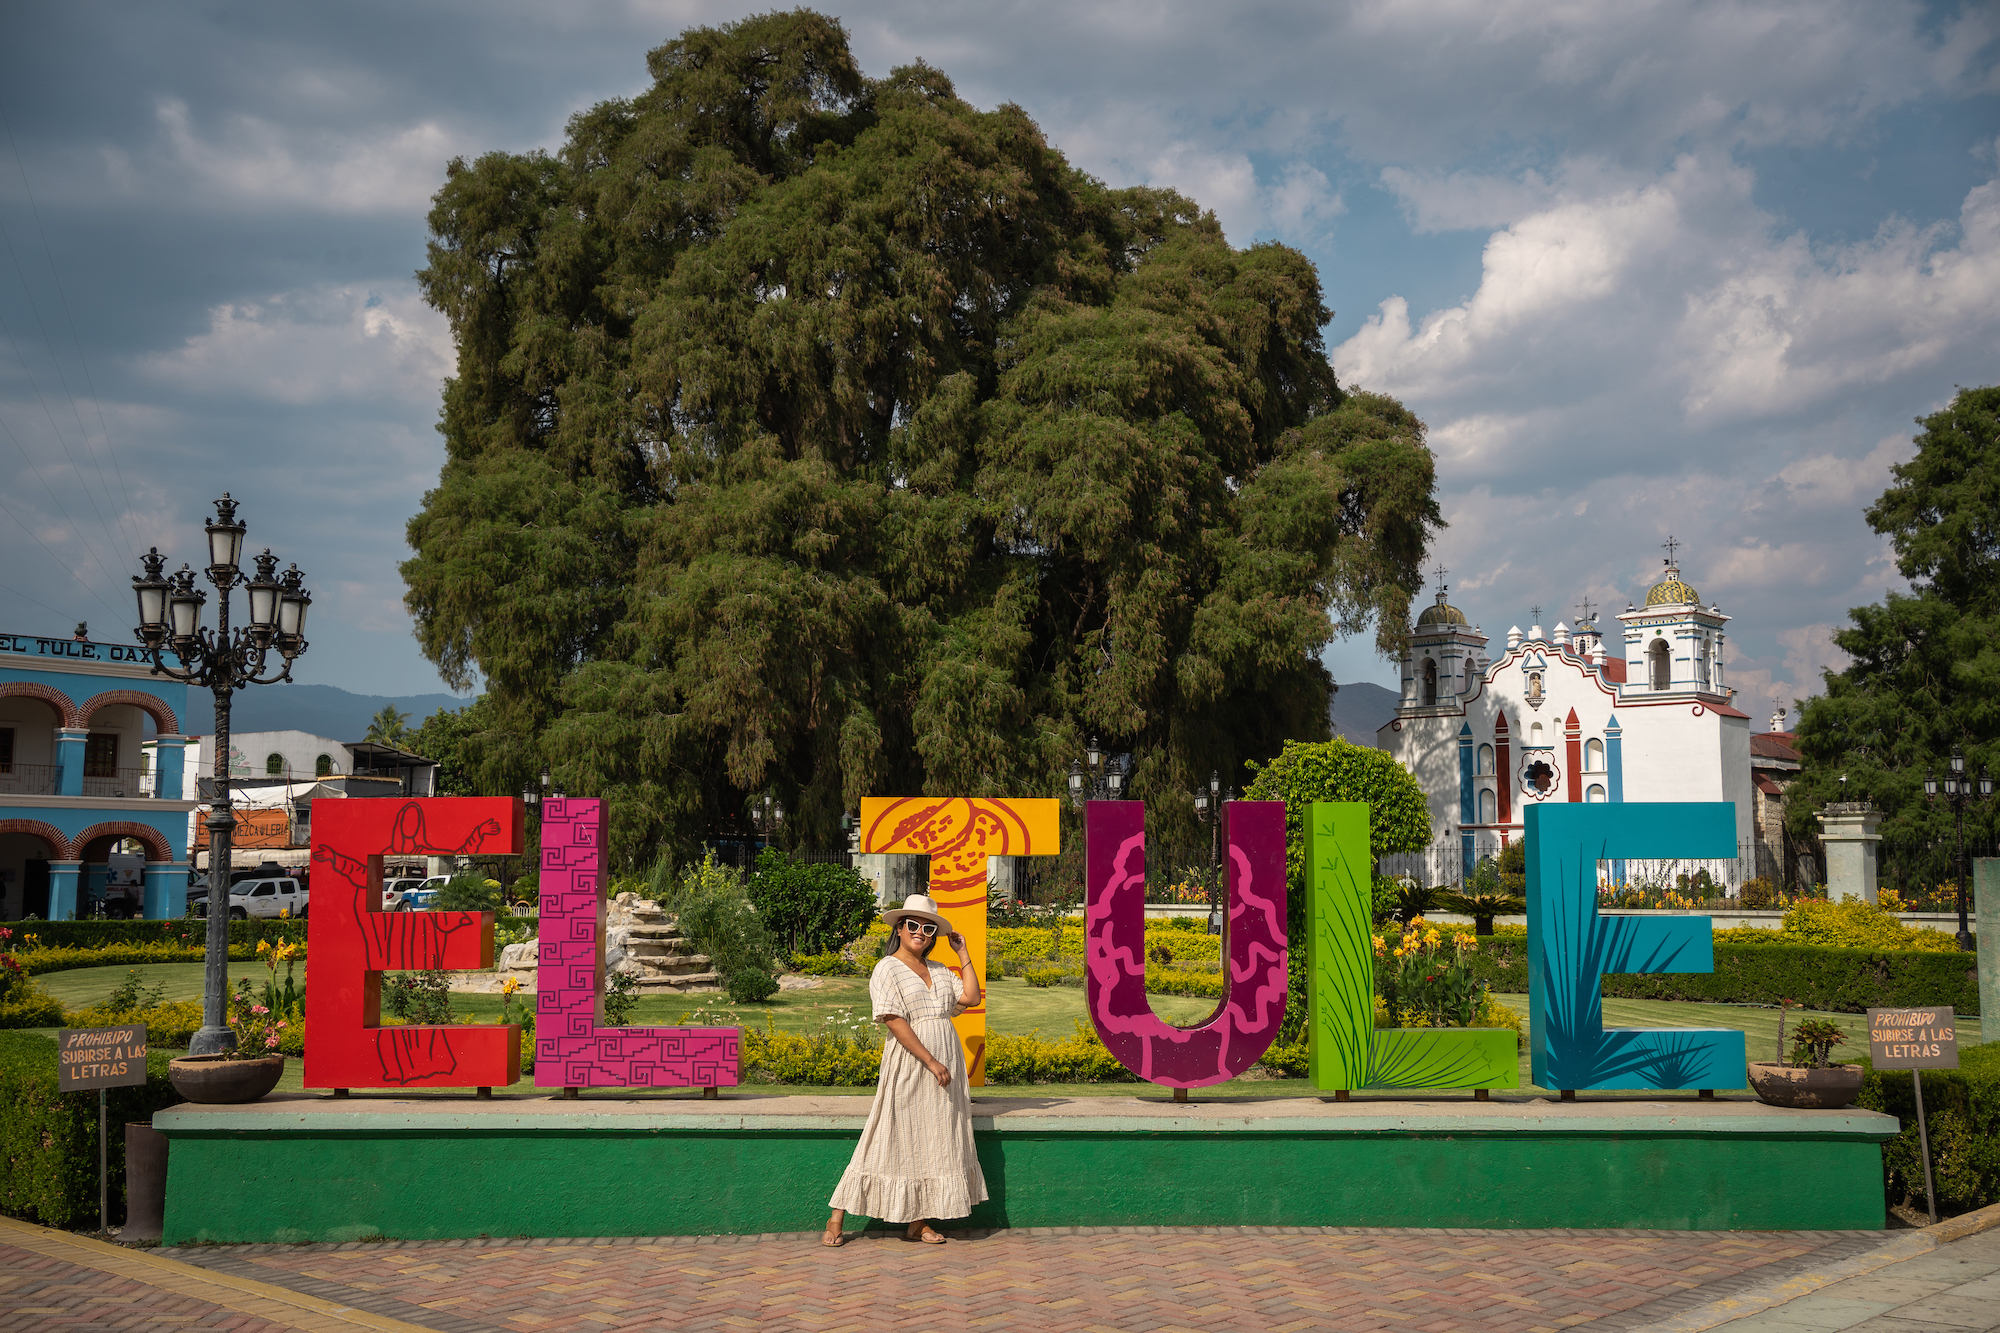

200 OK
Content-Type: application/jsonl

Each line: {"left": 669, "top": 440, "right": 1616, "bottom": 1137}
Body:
{"left": 1433, "top": 564, "right": 1448, "bottom": 590}
{"left": 1662, "top": 534, "right": 1681, "bottom": 565}
{"left": 1529, "top": 605, "right": 1542, "bottom": 622}
{"left": 1575, "top": 595, "right": 1597, "bottom": 623}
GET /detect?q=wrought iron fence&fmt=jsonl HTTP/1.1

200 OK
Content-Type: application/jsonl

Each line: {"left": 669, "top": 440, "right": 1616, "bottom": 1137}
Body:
{"left": 1010, "top": 840, "right": 1219, "bottom": 906}
{"left": 80, "top": 767, "right": 147, "bottom": 799}
{"left": 0, "top": 763, "right": 62, "bottom": 796}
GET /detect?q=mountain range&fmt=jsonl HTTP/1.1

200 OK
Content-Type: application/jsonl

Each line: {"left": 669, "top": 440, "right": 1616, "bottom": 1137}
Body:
{"left": 188, "top": 683, "right": 472, "bottom": 741}
{"left": 1329, "top": 680, "right": 1399, "bottom": 747}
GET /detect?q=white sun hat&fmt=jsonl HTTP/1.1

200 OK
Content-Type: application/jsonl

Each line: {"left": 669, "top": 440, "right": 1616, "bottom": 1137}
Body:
{"left": 882, "top": 893, "right": 951, "bottom": 933}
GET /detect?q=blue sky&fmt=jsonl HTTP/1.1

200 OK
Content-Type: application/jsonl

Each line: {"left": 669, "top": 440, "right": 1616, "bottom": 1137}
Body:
{"left": 1, "top": 1, "right": 1995, "bottom": 729}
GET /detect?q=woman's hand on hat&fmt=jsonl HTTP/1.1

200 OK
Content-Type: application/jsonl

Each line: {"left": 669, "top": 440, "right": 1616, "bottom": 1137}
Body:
{"left": 946, "top": 929, "right": 966, "bottom": 956}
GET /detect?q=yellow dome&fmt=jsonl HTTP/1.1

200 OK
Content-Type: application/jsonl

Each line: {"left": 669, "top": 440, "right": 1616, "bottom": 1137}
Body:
{"left": 1645, "top": 576, "right": 1701, "bottom": 607}
{"left": 1416, "top": 598, "right": 1468, "bottom": 627}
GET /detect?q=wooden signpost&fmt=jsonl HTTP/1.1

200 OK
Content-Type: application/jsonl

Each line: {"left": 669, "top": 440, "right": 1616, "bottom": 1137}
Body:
{"left": 1867, "top": 1007, "right": 1958, "bottom": 1224}
{"left": 57, "top": 1025, "right": 149, "bottom": 1235}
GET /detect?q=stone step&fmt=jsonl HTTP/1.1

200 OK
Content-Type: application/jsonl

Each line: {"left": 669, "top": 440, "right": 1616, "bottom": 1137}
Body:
{"left": 636, "top": 956, "right": 713, "bottom": 975}
{"left": 624, "top": 923, "right": 686, "bottom": 939}
{"left": 634, "top": 971, "right": 721, "bottom": 992}
{"left": 625, "top": 939, "right": 698, "bottom": 957}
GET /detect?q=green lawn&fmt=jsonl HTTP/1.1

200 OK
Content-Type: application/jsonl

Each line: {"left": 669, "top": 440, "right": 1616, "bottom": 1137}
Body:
{"left": 39, "top": 960, "right": 1966, "bottom": 1100}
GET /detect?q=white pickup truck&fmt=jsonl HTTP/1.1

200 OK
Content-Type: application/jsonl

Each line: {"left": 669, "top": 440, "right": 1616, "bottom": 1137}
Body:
{"left": 215, "top": 874, "right": 308, "bottom": 920}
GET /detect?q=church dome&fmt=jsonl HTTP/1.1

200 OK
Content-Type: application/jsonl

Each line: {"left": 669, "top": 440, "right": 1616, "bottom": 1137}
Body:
{"left": 1644, "top": 572, "right": 1701, "bottom": 607}
{"left": 1416, "top": 591, "right": 1467, "bottom": 626}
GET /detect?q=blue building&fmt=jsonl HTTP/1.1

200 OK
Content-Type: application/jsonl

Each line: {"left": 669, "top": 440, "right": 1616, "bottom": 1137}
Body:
{"left": 0, "top": 628, "right": 195, "bottom": 920}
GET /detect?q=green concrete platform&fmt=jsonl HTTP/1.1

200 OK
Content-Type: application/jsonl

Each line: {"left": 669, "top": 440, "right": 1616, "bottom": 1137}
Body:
{"left": 154, "top": 1092, "right": 1899, "bottom": 1242}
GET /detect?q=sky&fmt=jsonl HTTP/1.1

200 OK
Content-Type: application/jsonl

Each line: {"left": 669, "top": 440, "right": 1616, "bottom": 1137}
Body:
{"left": 1, "top": 1, "right": 1995, "bottom": 733}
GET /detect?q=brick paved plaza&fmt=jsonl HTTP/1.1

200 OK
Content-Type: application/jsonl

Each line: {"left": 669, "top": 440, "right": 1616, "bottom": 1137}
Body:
{"left": 2, "top": 1217, "right": 1947, "bottom": 1333}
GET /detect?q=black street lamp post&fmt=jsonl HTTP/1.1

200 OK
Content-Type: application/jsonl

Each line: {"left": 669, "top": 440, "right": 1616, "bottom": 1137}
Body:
{"left": 1066, "top": 736, "right": 1127, "bottom": 806}
{"left": 1193, "top": 769, "right": 1227, "bottom": 934}
{"left": 1924, "top": 746, "right": 1992, "bottom": 952}
{"left": 131, "top": 495, "right": 311, "bottom": 1055}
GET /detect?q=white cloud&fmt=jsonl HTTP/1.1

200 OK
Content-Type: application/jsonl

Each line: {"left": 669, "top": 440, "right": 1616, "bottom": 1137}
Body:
{"left": 102, "top": 98, "right": 460, "bottom": 215}
{"left": 138, "top": 285, "right": 452, "bottom": 411}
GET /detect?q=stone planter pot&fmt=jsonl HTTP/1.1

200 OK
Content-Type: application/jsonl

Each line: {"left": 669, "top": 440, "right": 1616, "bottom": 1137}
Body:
{"left": 167, "top": 1054, "right": 285, "bottom": 1104}
{"left": 1747, "top": 1061, "right": 1864, "bottom": 1110}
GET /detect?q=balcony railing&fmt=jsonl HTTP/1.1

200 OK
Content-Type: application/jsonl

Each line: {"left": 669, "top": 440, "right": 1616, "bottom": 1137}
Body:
{"left": 0, "top": 763, "right": 62, "bottom": 796}
{"left": 81, "top": 767, "right": 148, "bottom": 799}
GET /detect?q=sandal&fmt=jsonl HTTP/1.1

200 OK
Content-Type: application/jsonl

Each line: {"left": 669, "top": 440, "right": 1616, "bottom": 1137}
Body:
{"left": 904, "top": 1224, "right": 946, "bottom": 1245}
{"left": 821, "top": 1227, "right": 848, "bottom": 1248}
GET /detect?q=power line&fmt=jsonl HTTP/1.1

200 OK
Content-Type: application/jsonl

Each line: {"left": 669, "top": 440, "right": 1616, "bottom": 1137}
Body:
{"left": 0, "top": 317, "right": 134, "bottom": 596}
{"left": 0, "top": 216, "right": 135, "bottom": 564}
{"left": 0, "top": 474, "right": 127, "bottom": 623}
{"left": 0, "top": 115, "right": 143, "bottom": 558}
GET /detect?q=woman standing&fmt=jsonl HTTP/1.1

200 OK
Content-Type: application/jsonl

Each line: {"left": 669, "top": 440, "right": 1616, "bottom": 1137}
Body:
{"left": 824, "top": 893, "right": 987, "bottom": 1246}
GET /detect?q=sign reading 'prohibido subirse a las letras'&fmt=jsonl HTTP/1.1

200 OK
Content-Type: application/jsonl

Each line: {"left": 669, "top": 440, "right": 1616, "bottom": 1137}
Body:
{"left": 1867, "top": 1007, "right": 1959, "bottom": 1069}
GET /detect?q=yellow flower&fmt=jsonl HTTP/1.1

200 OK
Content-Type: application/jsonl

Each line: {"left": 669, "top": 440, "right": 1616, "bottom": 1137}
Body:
{"left": 1422, "top": 928, "right": 1442, "bottom": 948}
{"left": 1407, "top": 915, "right": 1427, "bottom": 930}
{"left": 1371, "top": 935, "right": 1385, "bottom": 956}
{"left": 257, "top": 939, "right": 270, "bottom": 953}
{"left": 502, "top": 976, "right": 520, "bottom": 997}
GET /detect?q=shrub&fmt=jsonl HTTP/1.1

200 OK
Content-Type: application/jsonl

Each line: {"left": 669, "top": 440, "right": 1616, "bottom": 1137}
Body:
{"left": 6, "top": 919, "right": 305, "bottom": 953}
{"left": 0, "top": 983, "right": 65, "bottom": 1028}
{"left": 790, "top": 950, "right": 867, "bottom": 977}
{"left": 661, "top": 851, "right": 781, "bottom": 1002}
{"left": 1781, "top": 899, "right": 1960, "bottom": 952}
{"left": 383, "top": 970, "right": 454, "bottom": 1025}
{"left": 741, "top": 1013, "right": 883, "bottom": 1086}
{"left": 1145, "top": 966, "right": 1223, "bottom": 998}
{"left": 745, "top": 849, "right": 877, "bottom": 956}
{"left": 0, "top": 1031, "right": 183, "bottom": 1227}
{"left": 986, "top": 1022, "right": 1139, "bottom": 1084}
{"left": 1164, "top": 915, "right": 1203, "bottom": 933}
{"left": 432, "top": 875, "right": 505, "bottom": 914}
{"left": 1741, "top": 876, "right": 1777, "bottom": 909}
{"left": 602, "top": 970, "right": 639, "bottom": 1026}
{"left": 1023, "top": 966, "right": 1068, "bottom": 988}
{"left": 65, "top": 999, "right": 204, "bottom": 1047}
{"left": 1860, "top": 1043, "right": 2000, "bottom": 1218}
{"left": 727, "top": 967, "right": 779, "bottom": 1003}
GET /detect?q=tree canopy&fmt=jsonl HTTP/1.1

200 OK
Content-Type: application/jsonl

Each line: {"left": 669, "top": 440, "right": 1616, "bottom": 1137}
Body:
{"left": 403, "top": 10, "right": 1442, "bottom": 863}
{"left": 1787, "top": 384, "right": 2000, "bottom": 873}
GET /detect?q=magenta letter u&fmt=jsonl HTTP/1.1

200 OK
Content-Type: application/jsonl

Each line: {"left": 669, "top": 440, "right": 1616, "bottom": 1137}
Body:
{"left": 1084, "top": 800, "right": 1288, "bottom": 1088}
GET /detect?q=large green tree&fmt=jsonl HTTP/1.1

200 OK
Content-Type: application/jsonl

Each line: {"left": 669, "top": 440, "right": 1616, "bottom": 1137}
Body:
{"left": 403, "top": 10, "right": 1442, "bottom": 864}
{"left": 1786, "top": 385, "right": 2000, "bottom": 878}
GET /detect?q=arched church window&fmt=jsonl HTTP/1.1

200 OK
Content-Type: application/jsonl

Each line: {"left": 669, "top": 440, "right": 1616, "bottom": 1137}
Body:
{"left": 1422, "top": 657, "right": 1438, "bottom": 706}
{"left": 1585, "top": 737, "right": 1604, "bottom": 770}
{"left": 1479, "top": 788, "right": 1497, "bottom": 823}
{"left": 1586, "top": 783, "right": 1607, "bottom": 803}
{"left": 315, "top": 754, "right": 333, "bottom": 777}
{"left": 1529, "top": 721, "right": 1544, "bottom": 746}
{"left": 265, "top": 753, "right": 284, "bottom": 776}
{"left": 1648, "top": 638, "right": 1671, "bottom": 689}
{"left": 1477, "top": 743, "right": 1494, "bottom": 775}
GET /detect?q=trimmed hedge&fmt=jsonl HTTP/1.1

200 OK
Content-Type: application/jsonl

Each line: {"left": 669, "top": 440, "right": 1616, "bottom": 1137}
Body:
{"left": 8, "top": 919, "right": 306, "bottom": 951}
{"left": 16, "top": 942, "right": 277, "bottom": 977}
{"left": 1430, "top": 932, "right": 1979, "bottom": 1015}
{"left": 1859, "top": 1042, "right": 2000, "bottom": 1218}
{"left": 0, "top": 1031, "right": 184, "bottom": 1228}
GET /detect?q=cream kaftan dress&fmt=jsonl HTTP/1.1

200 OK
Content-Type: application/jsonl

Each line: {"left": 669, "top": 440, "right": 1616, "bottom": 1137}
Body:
{"left": 826, "top": 955, "right": 989, "bottom": 1223}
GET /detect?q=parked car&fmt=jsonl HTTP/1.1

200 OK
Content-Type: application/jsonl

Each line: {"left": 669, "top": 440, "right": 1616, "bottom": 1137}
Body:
{"left": 195, "top": 873, "right": 308, "bottom": 920}
{"left": 382, "top": 877, "right": 429, "bottom": 911}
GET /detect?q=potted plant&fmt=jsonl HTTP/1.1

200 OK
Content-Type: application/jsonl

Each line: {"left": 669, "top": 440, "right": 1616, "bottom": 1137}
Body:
{"left": 167, "top": 978, "right": 289, "bottom": 1103}
{"left": 1747, "top": 1000, "right": 1863, "bottom": 1109}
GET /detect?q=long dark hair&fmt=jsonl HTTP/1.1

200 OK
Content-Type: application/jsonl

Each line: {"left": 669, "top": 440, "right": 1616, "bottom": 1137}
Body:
{"left": 881, "top": 919, "right": 937, "bottom": 961}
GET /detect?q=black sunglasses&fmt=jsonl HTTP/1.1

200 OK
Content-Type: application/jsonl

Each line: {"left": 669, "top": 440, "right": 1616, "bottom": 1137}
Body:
{"left": 900, "top": 919, "right": 939, "bottom": 936}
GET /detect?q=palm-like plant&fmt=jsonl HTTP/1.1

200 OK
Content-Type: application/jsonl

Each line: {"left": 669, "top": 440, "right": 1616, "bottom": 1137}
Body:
{"left": 364, "top": 705, "right": 411, "bottom": 746}
{"left": 1442, "top": 857, "right": 1526, "bottom": 935}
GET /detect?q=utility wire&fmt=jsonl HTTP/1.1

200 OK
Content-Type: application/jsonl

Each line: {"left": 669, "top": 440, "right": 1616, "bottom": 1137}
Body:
{"left": 0, "top": 402, "right": 131, "bottom": 620}
{"left": 0, "top": 310, "right": 134, "bottom": 594}
{"left": 0, "top": 471, "right": 127, "bottom": 623}
{"left": 0, "top": 571, "right": 67, "bottom": 619}
{"left": 0, "top": 117, "right": 142, "bottom": 556}
{"left": 0, "top": 216, "right": 135, "bottom": 564}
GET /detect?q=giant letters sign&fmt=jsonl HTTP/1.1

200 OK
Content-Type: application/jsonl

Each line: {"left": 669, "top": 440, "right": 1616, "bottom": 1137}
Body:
{"left": 859, "top": 796, "right": 1060, "bottom": 1086}
{"left": 534, "top": 797, "right": 739, "bottom": 1088}
{"left": 1085, "top": 801, "right": 1288, "bottom": 1087}
{"left": 305, "top": 798, "right": 523, "bottom": 1089}
{"left": 1526, "top": 802, "right": 1745, "bottom": 1089}
{"left": 1307, "top": 803, "right": 1515, "bottom": 1091}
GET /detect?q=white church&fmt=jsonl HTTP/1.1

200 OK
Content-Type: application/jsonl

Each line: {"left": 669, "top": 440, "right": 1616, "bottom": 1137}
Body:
{"left": 1375, "top": 549, "right": 1753, "bottom": 882}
